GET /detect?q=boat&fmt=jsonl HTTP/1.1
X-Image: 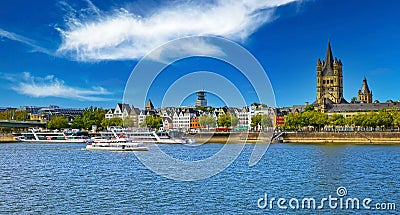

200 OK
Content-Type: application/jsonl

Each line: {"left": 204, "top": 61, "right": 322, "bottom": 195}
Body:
{"left": 86, "top": 130, "right": 148, "bottom": 151}
{"left": 98, "top": 129, "right": 195, "bottom": 144}
{"left": 16, "top": 128, "right": 91, "bottom": 143}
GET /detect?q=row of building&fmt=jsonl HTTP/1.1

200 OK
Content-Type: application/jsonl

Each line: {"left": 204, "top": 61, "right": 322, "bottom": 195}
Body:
{"left": 104, "top": 100, "right": 275, "bottom": 130}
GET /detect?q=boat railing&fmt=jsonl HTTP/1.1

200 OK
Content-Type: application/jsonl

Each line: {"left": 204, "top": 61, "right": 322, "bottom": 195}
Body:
{"left": 30, "top": 128, "right": 39, "bottom": 141}
{"left": 62, "top": 131, "right": 69, "bottom": 140}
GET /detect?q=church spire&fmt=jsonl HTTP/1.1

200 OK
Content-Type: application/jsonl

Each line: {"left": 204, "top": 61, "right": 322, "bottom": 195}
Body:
{"left": 325, "top": 40, "right": 334, "bottom": 68}
{"left": 361, "top": 76, "right": 370, "bottom": 94}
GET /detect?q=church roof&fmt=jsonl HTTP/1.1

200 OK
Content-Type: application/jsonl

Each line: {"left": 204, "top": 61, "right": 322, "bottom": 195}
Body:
{"left": 318, "top": 41, "right": 341, "bottom": 76}
{"left": 145, "top": 99, "right": 154, "bottom": 110}
{"left": 326, "top": 102, "right": 400, "bottom": 113}
{"left": 360, "top": 77, "right": 371, "bottom": 94}
{"left": 339, "top": 98, "right": 349, "bottom": 104}
{"left": 322, "top": 41, "right": 335, "bottom": 76}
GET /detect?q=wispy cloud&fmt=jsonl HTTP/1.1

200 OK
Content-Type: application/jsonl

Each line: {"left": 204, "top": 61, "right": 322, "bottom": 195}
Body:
{"left": 6, "top": 72, "right": 111, "bottom": 101}
{"left": 147, "top": 37, "right": 226, "bottom": 63}
{"left": 57, "top": 0, "right": 301, "bottom": 61}
{"left": 0, "top": 28, "right": 53, "bottom": 55}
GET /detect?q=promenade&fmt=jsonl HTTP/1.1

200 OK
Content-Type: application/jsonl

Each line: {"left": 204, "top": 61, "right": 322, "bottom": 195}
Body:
{"left": 282, "top": 131, "right": 400, "bottom": 144}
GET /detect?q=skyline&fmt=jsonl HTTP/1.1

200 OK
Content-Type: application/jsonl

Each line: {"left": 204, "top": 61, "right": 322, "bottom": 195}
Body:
{"left": 1, "top": 0, "right": 400, "bottom": 109}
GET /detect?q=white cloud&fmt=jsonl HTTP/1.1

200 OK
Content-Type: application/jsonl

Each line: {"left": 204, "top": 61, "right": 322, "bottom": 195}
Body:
{"left": 10, "top": 72, "right": 111, "bottom": 101}
{"left": 147, "top": 37, "right": 226, "bottom": 63}
{"left": 0, "top": 28, "right": 52, "bottom": 55}
{"left": 57, "top": 0, "right": 301, "bottom": 61}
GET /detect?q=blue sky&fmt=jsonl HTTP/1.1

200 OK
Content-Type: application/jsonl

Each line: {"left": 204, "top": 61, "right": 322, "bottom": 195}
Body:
{"left": 0, "top": 0, "right": 400, "bottom": 109}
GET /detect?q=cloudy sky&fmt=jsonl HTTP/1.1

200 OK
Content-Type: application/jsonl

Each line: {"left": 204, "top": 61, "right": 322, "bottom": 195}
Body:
{"left": 1, "top": 0, "right": 400, "bottom": 109}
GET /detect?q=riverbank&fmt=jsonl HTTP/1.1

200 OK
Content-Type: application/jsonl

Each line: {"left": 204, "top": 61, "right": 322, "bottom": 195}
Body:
{"left": 186, "top": 132, "right": 273, "bottom": 144}
{"left": 282, "top": 131, "right": 400, "bottom": 144}
{"left": 187, "top": 131, "right": 400, "bottom": 144}
{"left": 0, "top": 134, "right": 16, "bottom": 143}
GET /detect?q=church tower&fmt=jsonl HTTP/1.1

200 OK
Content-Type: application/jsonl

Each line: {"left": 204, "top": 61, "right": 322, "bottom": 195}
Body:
{"left": 316, "top": 41, "right": 346, "bottom": 108}
{"left": 358, "top": 77, "right": 372, "bottom": 103}
{"left": 145, "top": 99, "right": 154, "bottom": 111}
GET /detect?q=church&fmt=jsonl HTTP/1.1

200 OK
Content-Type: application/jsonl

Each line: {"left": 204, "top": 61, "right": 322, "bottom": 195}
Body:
{"left": 314, "top": 41, "right": 399, "bottom": 115}
{"left": 316, "top": 41, "right": 347, "bottom": 106}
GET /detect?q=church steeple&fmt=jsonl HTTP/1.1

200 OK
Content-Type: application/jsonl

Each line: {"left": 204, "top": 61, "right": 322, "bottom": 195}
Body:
{"left": 358, "top": 76, "right": 372, "bottom": 103}
{"left": 325, "top": 40, "right": 334, "bottom": 69}
{"left": 361, "top": 76, "right": 371, "bottom": 94}
{"left": 145, "top": 99, "right": 154, "bottom": 111}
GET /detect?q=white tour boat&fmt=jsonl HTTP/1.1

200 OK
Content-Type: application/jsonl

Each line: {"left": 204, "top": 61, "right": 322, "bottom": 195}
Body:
{"left": 99, "top": 130, "right": 195, "bottom": 144}
{"left": 16, "top": 128, "right": 91, "bottom": 143}
{"left": 86, "top": 130, "right": 148, "bottom": 151}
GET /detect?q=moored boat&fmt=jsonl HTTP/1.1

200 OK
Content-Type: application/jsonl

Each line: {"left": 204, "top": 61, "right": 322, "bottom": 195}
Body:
{"left": 16, "top": 128, "right": 91, "bottom": 143}
{"left": 99, "top": 129, "right": 195, "bottom": 144}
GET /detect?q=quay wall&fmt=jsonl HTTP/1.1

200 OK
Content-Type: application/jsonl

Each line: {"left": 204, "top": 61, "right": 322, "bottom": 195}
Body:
{"left": 188, "top": 131, "right": 400, "bottom": 144}
{"left": 282, "top": 132, "right": 400, "bottom": 144}
{"left": 0, "top": 133, "right": 16, "bottom": 143}
{"left": 187, "top": 132, "right": 271, "bottom": 143}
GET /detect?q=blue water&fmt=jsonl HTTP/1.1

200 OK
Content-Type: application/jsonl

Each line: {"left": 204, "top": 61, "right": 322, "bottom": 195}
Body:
{"left": 0, "top": 143, "right": 399, "bottom": 214}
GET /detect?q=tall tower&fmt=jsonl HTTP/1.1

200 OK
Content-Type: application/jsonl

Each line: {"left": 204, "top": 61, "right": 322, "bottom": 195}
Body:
{"left": 195, "top": 91, "right": 207, "bottom": 107}
{"left": 145, "top": 99, "right": 154, "bottom": 111}
{"left": 316, "top": 41, "right": 346, "bottom": 107}
{"left": 358, "top": 77, "right": 372, "bottom": 103}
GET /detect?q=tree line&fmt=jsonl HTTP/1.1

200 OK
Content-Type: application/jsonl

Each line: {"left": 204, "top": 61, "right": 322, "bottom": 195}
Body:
{"left": 283, "top": 105, "right": 400, "bottom": 131}
{"left": 0, "top": 110, "right": 29, "bottom": 121}
{"left": 198, "top": 113, "right": 273, "bottom": 129}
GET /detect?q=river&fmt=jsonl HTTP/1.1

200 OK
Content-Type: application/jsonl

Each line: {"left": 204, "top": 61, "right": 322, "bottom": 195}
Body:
{"left": 0, "top": 143, "right": 398, "bottom": 214}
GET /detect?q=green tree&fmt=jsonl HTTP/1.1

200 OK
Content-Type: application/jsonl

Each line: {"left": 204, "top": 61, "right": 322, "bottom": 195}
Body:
{"left": 363, "top": 112, "right": 377, "bottom": 128}
{"left": 251, "top": 115, "right": 261, "bottom": 128}
{"left": 231, "top": 115, "right": 239, "bottom": 127}
{"left": 47, "top": 116, "right": 69, "bottom": 129}
{"left": 251, "top": 114, "right": 273, "bottom": 128}
{"left": 218, "top": 113, "right": 236, "bottom": 127}
{"left": 143, "top": 115, "right": 162, "bottom": 130}
{"left": 198, "top": 115, "right": 217, "bottom": 128}
{"left": 123, "top": 117, "right": 135, "bottom": 128}
{"left": 139, "top": 120, "right": 147, "bottom": 128}
{"left": 101, "top": 117, "right": 123, "bottom": 128}
{"left": 283, "top": 113, "right": 300, "bottom": 130}
{"left": 311, "top": 112, "right": 328, "bottom": 130}
{"left": 344, "top": 115, "right": 354, "bottom": 127}
{"left": 329, "top": 114, "right": 345, "bottom": 126}
{"left": 393, "top": 111, "right": 400, "bottom": 128}
{"left": 71, "top": 115, "right": 85, "bottom": 129}
{"left": 350, "top": 97, "right": 358, "bottom": 104}
{"left": 304, "top": 105, "right": 315, "bottom": 112}
{"left": 352, "top": 114, "right": 365, "bottom": 127}
{"left": 376, "top": 110, "right": 393, "bottom": 129}
{"left": 0, "top": 110, "right": 29, "bottom": 121}
{"left": 261, "top": 115, "right": 273, "bottom": 128}
{"left": 82, "top": 106, "right": 106, "bottom": 130}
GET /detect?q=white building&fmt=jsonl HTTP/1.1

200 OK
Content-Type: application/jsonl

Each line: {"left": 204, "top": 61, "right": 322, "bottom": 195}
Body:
{"left": 172, "top": 108, "right": 197, "bottom": 130}
{"left": 235, "top": 107, "right": 251, "bottom": 129}
{"left": 106, "top": 103, "right": 131, "bottom": 119}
